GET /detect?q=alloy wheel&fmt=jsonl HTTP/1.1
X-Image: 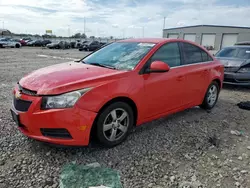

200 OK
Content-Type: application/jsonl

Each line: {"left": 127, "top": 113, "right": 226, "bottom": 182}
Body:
{"left": 103, "top": 108, "right": 129, "bottom": 142}
{"left": 207, "top": 85, "right": 218, "bottom": 106}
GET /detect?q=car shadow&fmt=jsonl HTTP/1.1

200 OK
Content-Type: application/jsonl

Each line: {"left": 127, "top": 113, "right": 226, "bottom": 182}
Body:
{"left": 222, "top": 84, "right": 250, "bottom": 92}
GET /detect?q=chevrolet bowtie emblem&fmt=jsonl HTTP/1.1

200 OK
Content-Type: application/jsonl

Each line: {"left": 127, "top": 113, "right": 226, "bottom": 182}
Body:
{"left": 15, "top": 91, "right": 22, "bottom": 99}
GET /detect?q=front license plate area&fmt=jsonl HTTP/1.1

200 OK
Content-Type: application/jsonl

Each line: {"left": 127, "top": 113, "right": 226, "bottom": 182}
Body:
{"left": 10, "top": 109, "right": 20, "bottom": 126}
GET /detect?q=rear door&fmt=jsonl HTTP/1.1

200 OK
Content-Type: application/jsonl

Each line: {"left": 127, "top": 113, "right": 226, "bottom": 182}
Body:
{"left": 180, "top": 42, "right": 213, "bottom": 105}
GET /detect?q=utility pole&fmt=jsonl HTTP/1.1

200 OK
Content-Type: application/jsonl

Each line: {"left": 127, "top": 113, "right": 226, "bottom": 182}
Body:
{"left": 2, "top": 21, "right": 4, "bottom": 29}
{"left": 68, "top": 25, "right": 71, "bottom": 41}
{"left": 84, "top": 17, "right": 86, "bottom": 35}
{"left": 122, "top": 29, "right": 125, "bottom": 39}
{"left": 163, "top": 17, "right": 166, "bottom": 30}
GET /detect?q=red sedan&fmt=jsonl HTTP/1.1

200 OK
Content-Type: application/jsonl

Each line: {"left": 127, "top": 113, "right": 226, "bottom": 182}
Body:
{"left": 11, "top": 38, "right": 224, "bottom": 147}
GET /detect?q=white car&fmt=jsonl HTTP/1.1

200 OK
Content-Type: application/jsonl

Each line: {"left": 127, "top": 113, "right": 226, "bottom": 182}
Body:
{"left": 0, "top": 38, "right": 21, "bottom": 48}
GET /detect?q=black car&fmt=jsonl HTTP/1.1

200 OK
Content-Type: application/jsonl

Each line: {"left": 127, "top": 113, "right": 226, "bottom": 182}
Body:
{"left": 42, "top": 40, "right": 52, "bottom": 46}
{"left": 215, "top": 45, "right": 250, "bottom": 86}
{"left": 79, "top": 41, "right": 102, "bottom": 51}
{"left": 28, "top": 40, "right": 43, "bottom": 47}
{"left": 70, "top": 41, "right": 76, "bottom": 48}
{"left": 47, "top": 41, "right": 70, "bottom": 49}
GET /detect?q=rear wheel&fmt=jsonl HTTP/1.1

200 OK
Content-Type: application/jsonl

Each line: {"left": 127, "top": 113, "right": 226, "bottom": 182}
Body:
{"left": 200, "top": 81, "right": 219, "bottom": 110}
{"left": 96, "top": 102, "right": 134, "bottom": 147}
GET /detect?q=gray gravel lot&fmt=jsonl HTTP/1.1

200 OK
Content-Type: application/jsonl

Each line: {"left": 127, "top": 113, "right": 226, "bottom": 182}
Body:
{"left": 1, "top": 47, "right": 250, "bottom": 188}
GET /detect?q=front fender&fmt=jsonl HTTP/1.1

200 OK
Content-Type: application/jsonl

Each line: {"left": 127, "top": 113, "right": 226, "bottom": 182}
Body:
{"left": 75, "top": 72, "right": 144, "bottom": 118}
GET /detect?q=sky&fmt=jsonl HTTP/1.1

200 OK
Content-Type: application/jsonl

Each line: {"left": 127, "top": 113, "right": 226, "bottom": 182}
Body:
{"left": 0, "top": 0, "right": 250, "bottom": 38}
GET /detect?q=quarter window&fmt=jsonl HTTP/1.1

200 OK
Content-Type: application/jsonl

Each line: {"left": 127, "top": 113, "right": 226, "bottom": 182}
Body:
{"left": 151, "top": 43, "right": 181, "bottom": 67}
{"left": 201, "top": 51, "right": 213, "bottom": 62}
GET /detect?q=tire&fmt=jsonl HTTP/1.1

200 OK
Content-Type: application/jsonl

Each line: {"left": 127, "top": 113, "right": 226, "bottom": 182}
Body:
{"left": 200, "top": 81, "right": 220, "bottom": 110}
{"left": 15, "top": 44, "right": 20, "bottom": 48}
{"left": 96, "top": 102, "right": 134, "bottom": 147}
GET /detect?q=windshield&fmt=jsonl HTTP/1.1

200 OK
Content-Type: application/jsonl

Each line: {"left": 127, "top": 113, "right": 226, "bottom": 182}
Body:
{"left": 83, "top": 42, "right": 155, "bottom": 70}
{"left": 216, "top": 47, "right": 250, "bottom": 59}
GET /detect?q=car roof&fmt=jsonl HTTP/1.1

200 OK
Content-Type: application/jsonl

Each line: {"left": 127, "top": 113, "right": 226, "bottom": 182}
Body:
{"left": 224, "top": 45, "right": 250, "bottom": 48}
{"left": 118, "top": 38, "right": 187, "bottom": 44}
{"left": 235, "top": 41, "right": 250, "bottom": 45}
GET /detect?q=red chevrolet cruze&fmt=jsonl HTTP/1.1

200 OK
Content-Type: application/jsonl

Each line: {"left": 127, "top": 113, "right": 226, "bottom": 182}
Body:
{"left": 11, "top": 39, "right": 224, "bottom": 147}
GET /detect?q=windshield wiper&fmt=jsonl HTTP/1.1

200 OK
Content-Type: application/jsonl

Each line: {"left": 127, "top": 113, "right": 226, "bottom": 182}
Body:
{"left": 89, "top": 63, "right": 117, "bottom": 69}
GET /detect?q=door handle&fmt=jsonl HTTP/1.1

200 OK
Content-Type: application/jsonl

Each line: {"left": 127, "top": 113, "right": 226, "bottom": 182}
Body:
{"left": 177, "top": 76, "right": 184, "bottom": 81}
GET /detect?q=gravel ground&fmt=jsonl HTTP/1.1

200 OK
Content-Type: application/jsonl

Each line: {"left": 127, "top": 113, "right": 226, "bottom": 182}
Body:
{"left": 1, "top": 47, "right": 250, "bottom": 188}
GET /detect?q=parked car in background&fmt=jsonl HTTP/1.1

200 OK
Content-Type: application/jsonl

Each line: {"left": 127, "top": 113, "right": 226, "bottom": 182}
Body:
{"left": 75, "top": 40, "right": 82, "bottom": 48}
{"left": 100, "top": 42, "right": 107, "bottom": 46}
{"left": 27, "top": 40, "right": 43, "bottom": 47}
{"left": 70, "top": 41, "right": 76, "bottom": 48}
{"left": 0, "top": 38, "right": 21, "bottom": 48}
{"left": 46, "top": 41, "right": 70, "bottom": 49}
{"left": 79, "top": 40, "right": 102, "bottom": 51}
{"left": 11, "top": 38, "right": 223, "bottom": 147}
{"left": 78, "top": 41, "right": 88, "bottom": 49}
{"left": 234, "top": 41, "right": 250, "bottom": 46}
{"left": 19, "top": 39, "right": 27, "bottom": 46}
{"left": 27, "top": 40, "right": 35, "bottom": 46}
{"left": 41, "top": 40, "right": 52, "bottom": 47}
{"left": 33, "top": 40, "right": 43, "bottom": 47}
{"left": 215, "top": 45, "right": 250, "bottom": 86}
{"left": 22, "top": 37, "right": 32, "bottom": 41}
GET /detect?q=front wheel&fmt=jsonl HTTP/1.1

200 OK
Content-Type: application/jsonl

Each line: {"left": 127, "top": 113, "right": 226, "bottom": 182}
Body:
{"left": 200, "top": 81, "right": 219, "bottom": 110}
{"left": 96, "top": 102, "right": 134, "bottom": 147}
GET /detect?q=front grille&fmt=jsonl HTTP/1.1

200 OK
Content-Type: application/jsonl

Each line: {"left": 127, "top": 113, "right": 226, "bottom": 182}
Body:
{"left": 224, "top": 67, "right": 239, "bottom": 73}
{"left": 224, "top": 78, "right": 236, "bottom": 83}
{"left": 18, "top": 84, "right": 37, "bottom": 96}
{"left": 13, "top": 98, "right": 32, "bottom": 112}
{"left": 40, "top": 128, "right": 72, "bottom": 139}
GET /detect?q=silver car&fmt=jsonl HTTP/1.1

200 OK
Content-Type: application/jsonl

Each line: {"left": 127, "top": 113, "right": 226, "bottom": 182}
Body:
{"left": 215, "top": 45, "right": 250, "bottom": 86}
{"left": 0, "top": 38, "right": 21, "bottom": 48}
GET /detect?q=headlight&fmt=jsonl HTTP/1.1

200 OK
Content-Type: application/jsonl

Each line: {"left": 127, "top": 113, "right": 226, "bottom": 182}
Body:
{"left": 238, "top": 67, "right": 250, "bottom": 73}
{"left": 41, "top": 88, "right": 92, "bottom": 109}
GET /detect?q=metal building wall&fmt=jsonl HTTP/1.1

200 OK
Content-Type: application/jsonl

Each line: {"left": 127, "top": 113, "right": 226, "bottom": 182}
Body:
{"left": 163, "top": 25, "right": 250, "bottom": 50}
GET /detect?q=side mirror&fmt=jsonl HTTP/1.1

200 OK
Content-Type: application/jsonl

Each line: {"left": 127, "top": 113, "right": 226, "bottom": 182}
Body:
{"left": 147, "top": 61, "right": 170, "bottom": 73}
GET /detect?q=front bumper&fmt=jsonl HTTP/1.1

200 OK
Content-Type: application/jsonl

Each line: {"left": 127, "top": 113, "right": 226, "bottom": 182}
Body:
{"left": 224, "top": 72, "right": 250, "bottom": 86}
{"left": 11, "top": 88, "right": 97, "bottom": 146}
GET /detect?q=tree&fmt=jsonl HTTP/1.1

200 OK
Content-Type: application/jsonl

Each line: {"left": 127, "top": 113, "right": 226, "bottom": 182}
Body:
{"left": 72, "top": 33, "right": 81, "bottom": 38}
{"left": 81, "top": 33, "right": 87, "bottom": 39}
{"left": 110, "top": 36, "right": 113, "bottom": 39}
{"left": 90, "top": 36, "right": 95, "bottom": 39}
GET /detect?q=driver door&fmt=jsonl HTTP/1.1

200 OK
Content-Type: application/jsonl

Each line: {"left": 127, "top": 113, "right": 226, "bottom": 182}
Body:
{"left": 142, "top": 42, "right": 187, "bottom": 118}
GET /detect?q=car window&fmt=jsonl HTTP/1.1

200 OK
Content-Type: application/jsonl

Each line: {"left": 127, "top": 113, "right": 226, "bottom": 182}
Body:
{"left": 182, "top": 43, "right": 204, "bottom": 64}
{"left": 236, "top": 48, "right": 250, "bottom": 59}
{"left": 201, "top": 51, "right": 213, "bottom": 62}
{"left": 83, "top": 42, "right": 155, "bottom": 70}
{"left": 150, "top": 42, "right": 181, "bottom": 67}
{"left": 215, "top": 48, "right": 237, "bottom": 58}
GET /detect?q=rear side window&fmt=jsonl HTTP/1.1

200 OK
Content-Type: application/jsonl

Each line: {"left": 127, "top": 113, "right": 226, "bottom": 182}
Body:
{"left": 151, "top": 42, "right": 181, "bottom": 67}
{"left": 201, "top": 51, "right": 213, "bottom": 62}
{"left": 182, "top": 43, "right": 213, "bottom": 64}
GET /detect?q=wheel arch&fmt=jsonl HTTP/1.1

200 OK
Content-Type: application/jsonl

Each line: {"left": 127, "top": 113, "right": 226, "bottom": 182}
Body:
{"left": 212, "top": 78, "right": 222, "bottom": 90}
{"left": 90, "top": 96, "right": 138, "bottom": 140}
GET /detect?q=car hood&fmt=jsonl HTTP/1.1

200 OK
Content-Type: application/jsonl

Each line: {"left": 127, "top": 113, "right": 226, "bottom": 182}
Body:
{"left": 216, "top": 57, "right": 250, "bottom": 67}
{"left": 19, "top": 62, "right": 128, "bottom": 95}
